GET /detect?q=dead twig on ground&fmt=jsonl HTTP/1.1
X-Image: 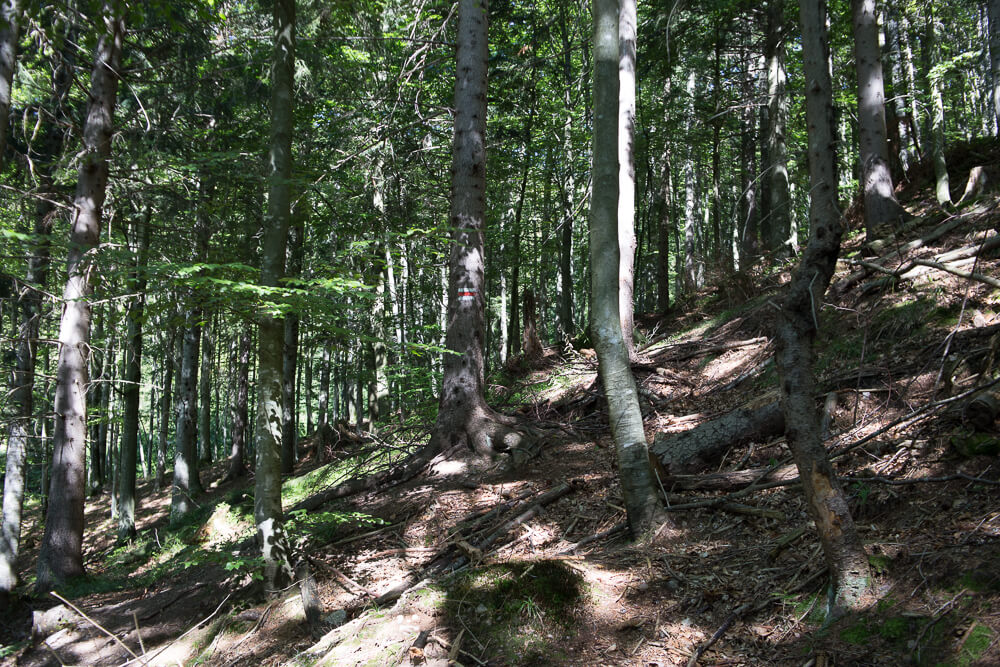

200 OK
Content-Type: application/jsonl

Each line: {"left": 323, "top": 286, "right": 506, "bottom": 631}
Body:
{"left": 50, "top": 591, "right": 140, "bottom": 661}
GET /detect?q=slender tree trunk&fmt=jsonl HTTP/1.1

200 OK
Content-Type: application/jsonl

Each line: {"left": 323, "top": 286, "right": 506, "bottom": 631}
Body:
{"left": 117, "top": 211, "right": 150, "bottom": 542}
{"left": 304, "top": 340, "right": 313, "bottom": 434}
{"left": 683, "top": 71, "right": 698, "bottom": 292}
{"left": 37, "top": 2, "right": 124, "bottom": 590}
{"left": 990, "top": 0, "right": 1000, "bottom": 135}
{"left": 282, "top": 216, "right": 302, "bottom": 473}
{"left": 766, "top": 0, "right": 792, "bottom": 252}
{"left": 317, "top": 342, "right": 330, "bottom": 431}
{"left": 255, "top": 0, "right": 296, "bottom": 592}
{"left": 617, "top": 0, "right": 637, "bottom": 360}
{"left": 852, "top": 0, "right": 907, "bottom": 237}
{"left": 155, "top": 325, "right": 176, "bottom": 490}
{"left": 199, "top": 321, "right": 213, "bottom": 463}
{"left": 225, "top": 329, "right": 251, "bottom": 481}
{"left": 0, "top": 0, "right": 21, "bottom": 167}
{"left": 558, "top": 5, "right": 576, "bottom": 341}
{"left": 591, "top": 0, "right": 662, "bottom": 537}
{"left": 170, "top": 313, "right": 202, "bottom": 521}
{"left": 777, "top": 0, "right": 870, "bottom": 615}
{"left": 928, "top": 16, "right": 951, "bottom": 205}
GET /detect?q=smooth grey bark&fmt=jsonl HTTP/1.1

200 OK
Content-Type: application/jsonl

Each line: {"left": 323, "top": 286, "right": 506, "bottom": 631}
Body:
{"left": 778, "top": 0, "right": 869, "bottom": 615}
{"left": 991, "top": 0, "right": 1000, "bottom": 134}
{"left": 431, "top": 0, "right": 522, "bottom": 456}
{"left": 155, "top": 325, "right": 176, "bottom": 490}
{"left": 117, "top": 211, "right": 150, "bottom": 542}
{"left": 281, "top": 215, "right": 302, "bottom": 473}
{"left": 199, "top": 321, "right": 213, "bottom": 463}
{"left": 765, "top": 0, "right": 792, "bottom": 252}
{"left": 591, "top": 0, "right": 662, "bottom": 537}
{"left": 170, "top": 313, "right": 202, "bottom": 522}
{"left": 617, "top": 0, "right": 637, "bottom": 360}
{"left": 225, "top": 329, "right": 251, "bottom": 481}
{"left": 255, "top": 0, "right": 295, "bottom": 592}
{"left": 0, "top": 0, "right": 21, "bottom": 166}
{"left": 852, "top": 0, "right": 907, "bottom": 237}
{"left": 304, "top": 340, "right": 313, "bottom": 434}
{"left": 37, "top": 2, "right": 123, "bottom": 591}
{"left": 883, "top": 1, "right": 915, "bottom": 176}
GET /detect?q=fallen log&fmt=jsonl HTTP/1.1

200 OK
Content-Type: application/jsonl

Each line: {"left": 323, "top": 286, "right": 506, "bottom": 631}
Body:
{"left": 651, "top": 402, "right": 785, "bottom": 474}
{"left": 664, "top": 463, "right": 800, "bottom": 492}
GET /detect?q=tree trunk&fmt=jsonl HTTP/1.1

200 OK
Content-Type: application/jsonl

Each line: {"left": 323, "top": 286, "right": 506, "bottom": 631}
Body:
{"left": 225, "top": 329, "right": 251, "bottom": 481}
{"left": 170, "top": 313, "right": 202, "bottom": 522}
{"left": 557, "top": 5, "right": 576, "bottom": 341}
{"left": 0, "top": 26, "right": 71, "bottom": 591}
{"left": 199, "top": 321, "right": 213, "bottom": 464}
{"left": 522, "top": 289, "right": 543, "bottom": 362}
{"left": 780, "top": 0, "right": 870, "bottom": 615}
{"left": 117, "top": 211, "right": 151, "bottom": 542}
{"left": 651, "top": 402, "right": 785, "bottom": 474}
{"left": 282, "top": 214, "right": 303, "bottom": 473}
{"left": 317, "top": 342, "right": 330, "bottom": 432}
{"left": 255, "top": 0, "right": 296, "bottom": 593}
{"left": 591, "top": 0, "right": 662, "bottom": 537}
{"left": 925, "top": 11, "right": 951, "bottom": 205}
{"left": 37, "top": 2, "right": 123, "bottom": 591}
{"left": 0, "top": 0, "right": 21, "bottom": 167}
{"left": 431, "top": 0, "right": 523, "bottom": 457}
{"left": 618, "top": 0, "right": 637, "bottom": 361}
{"left": 155, "top": 325, "right": 176, "bottom": 490}
{"left": 766, "top": 0, "right": 792, "bottom": 252}
{"left": 682, "top": 70, "right": 699, "bottom": 292}
{"left": 852, "top": 0, "right": 907, "bottom": 238}
{"left": 304, "top": 340, "right": 313, "bottom": 434}
{"left": 990, "top": 0, "right": 1000, "bottom": 135}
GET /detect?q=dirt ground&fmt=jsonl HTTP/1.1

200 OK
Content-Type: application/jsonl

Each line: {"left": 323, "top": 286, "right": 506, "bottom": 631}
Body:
{"left": 3, "top": 153, "right": 1000, "bottom": 666}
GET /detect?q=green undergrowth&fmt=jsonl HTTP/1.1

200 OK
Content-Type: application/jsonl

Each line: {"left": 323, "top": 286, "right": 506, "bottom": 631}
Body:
{"left": 282, "top": 449, "right": 404, "bottom": 508}
{"left": 444, "top": 560, "right": 585, "bottom": 665}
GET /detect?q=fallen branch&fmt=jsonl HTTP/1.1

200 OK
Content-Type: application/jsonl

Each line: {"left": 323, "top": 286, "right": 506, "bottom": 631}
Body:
{"left": 560, "top": 522, "right": 628, "bottom": 554}
{"left": 50, "top": 592, "right": 140, "bottom": 661}
{"left": 119, "top": 593, "right": 232, "bottom": 667}
{"left": 911, "top": 258, "right": 1000, "bottom": 289}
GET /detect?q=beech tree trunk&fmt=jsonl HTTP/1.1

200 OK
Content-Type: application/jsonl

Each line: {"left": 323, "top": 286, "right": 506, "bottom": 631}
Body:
{"left": 37, "top": 2, "right": 124, "bottom": 590}
{"left": 282, "top": 216, "right": 303, "bottom": 472}
{"left": 591, "top": 0, "right": 662, "bottom": 537}
{"left": 618, "top": 0, "right": 637, "bottom": 360}
{"left": 924, "top": 11, "right": 951, "bottom": 205}
{"left": 199, "top": 321, "right": 213, "bottom": 463}
{"left": 255, "top": 0, "right": 296, "bottom": 592}
{"left": 557, "top": 5, "right": 576, "bottom": 340}
{"left": 852, "top": 0, "right": 907, "bottom": 238}
{"left": 431, "top": 0, "right": 522, "bottom": 456}
{"left": 779, "top": 0, "right": 869, "bottom": 614}
{"left": 117, "top": 212, "right": 151, "bottom": 542}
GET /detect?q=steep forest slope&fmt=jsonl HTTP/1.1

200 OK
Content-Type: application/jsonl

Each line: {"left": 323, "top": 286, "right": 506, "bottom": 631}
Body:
{"left": 3, "top": 142, "right": 1000, "bottom": 666}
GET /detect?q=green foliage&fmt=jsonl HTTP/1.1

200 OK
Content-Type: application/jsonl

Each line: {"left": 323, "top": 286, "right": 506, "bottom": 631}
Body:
{"left": 285, "top": 508, "right": 386, "bottom": 545}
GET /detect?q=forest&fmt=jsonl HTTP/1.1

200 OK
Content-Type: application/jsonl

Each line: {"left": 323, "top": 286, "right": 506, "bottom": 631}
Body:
{"left": 1, "top": 0, "right": 999, "bottom": 664}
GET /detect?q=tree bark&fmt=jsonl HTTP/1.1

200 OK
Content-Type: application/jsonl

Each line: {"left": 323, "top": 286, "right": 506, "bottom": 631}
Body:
{"left": 557, "top": 4, "right": 576, "bottom": 341}
{"left": 924, "top": 11, "right": 951, "bottom": 205}
{"left": 317, "top": 341, "right": 330, "bottom": 433}
{"left": 117, "top": 211, "right": 150, "bottom": 542}
{"left": 522, "top": 289, "right": 543, "bottom": 362}
{"left": 682, "top": 70, "right": 699, "bottom": 292}
{"left": 591, "top": 0, "right": 662, "bottom": 537}
{"left": 170, "top": 313, "right": 202, "bottom": 522}
{"left": 651, "top": 402, "right": 785, "bottom": 474}
{"left": 431, "top": 0, "right": 523, "bottom": 457}
{"left": 0, "top": 0, "right": 21, "bottom": 167}
{"left": 779, "top": 0, "right": 869, "bottom": 615}
{"left": 37, "top": 2, "right": 123, "bottom": 591}
{"left": 199, "top": 320, "right": 213, "bottom": 463}
{"left": 765, "top": 0, "right": 792, "bottom": 252}
{"left": 225, "top": 329, "right": 251, "bottom": 481}
{"left": 282, "top": 215, "right": 303, "bottom": 473}
{"left": 255, "top": 0, "right": 296, "bottom": 593}
{"left": 990, "top": 0, "right": 1000, "bottom": 135}
{"left": 852, "top": 0, "right": 907, "bottom": 238}
{"left": 618, "top": 0, "right": 637, "bottom": 360}
{"left": 155, "top": 325, "right": 176, "bottom": 490}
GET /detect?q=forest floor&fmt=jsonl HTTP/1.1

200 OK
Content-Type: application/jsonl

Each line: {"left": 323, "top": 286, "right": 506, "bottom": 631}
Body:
{"left": 3, "top": 140, "right": 1000, "bottom": 666}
